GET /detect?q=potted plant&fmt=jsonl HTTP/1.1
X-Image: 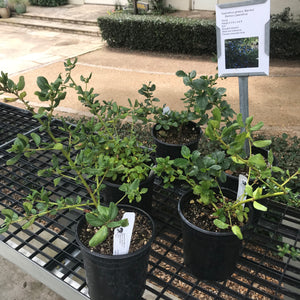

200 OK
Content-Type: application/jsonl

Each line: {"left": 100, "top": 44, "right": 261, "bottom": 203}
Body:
{"left": 0, "top": 59, "right": 156, "bottom": 299}
{"left": 136, "top": 70, "right": 235, "bottom": 159}
{"left": 0, "top": 0, "right": 11, "bottom": 18}
{"left": 155, "top": 107, "right": 299, "bottom": 281}
{"left": 8, "top": 0, "right": 28, "bottom": 14}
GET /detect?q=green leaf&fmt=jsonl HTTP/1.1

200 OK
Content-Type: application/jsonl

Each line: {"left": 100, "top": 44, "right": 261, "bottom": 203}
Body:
{"left": 22, "top": 217, "right": 36, "bottom": 230}
{"left": 174, "top": 158, "right": 188, "bottom": 168}
{"left": 97, "top": 204, "right": 110, "bottom": 219}
{"left": 0, "top": 224, "right": 9, "bottom": 234}
{"left": 53, "top": 177, "right": 61, "bottom": 187}
{"left": 17, "top": 76, "right": 25, "bottom": 91}
{"left": 189, "top": 70, "right": 197, "bottom": 79}
{"left": 253, "top": 201, "right": 267, "bottom": 211}
{"left": 236, "top": 113, "right": 244, "bottom": 127}
{"left": 108, "top": 202, "right": 118, "bottom": 220}
{"left": 181, "top": 146, "right": 190, "bottom": 159}
{"left": 85, "top": 213, "right": 105, "bottom": 227}
{"left": 107, "top": 218, "right": 129, "bottom": 228}
{"left": 1, "top": 209, "right": 14, "bottom": 219}
{"left": 6, "top": 154, "right": 21, "bottom": 166}
{"left": 250, "top": 121, "right": 264, "bottom": 132}
{"left": 245, "top": 116, "right": 253, "bottom": 127}
{"left": 31, "top": 133, "right": 41, "bottom": 147}
{"left": 213, "top": 219, "right": 229, "bottom": 229}
{"left": 23, "top": 202, "right": 33, "bottom": 215}
{"left": 271, "top": 166, "right": 284, "bottom": 173}
{"left": 268, "top": 149, "right": 274, "bottom": 165}
{"left": 212, "top": 107, "right": 221, "bottom": 123}
{"left": 253, "top": 187, "right": 263, "bottom": 199}
{"left": 53, "top": 143, "right": 64, "bottom": 150}
{"left": 36, "top": 76, "right": 49, "bottom": 91}
{"left": 245, "top": 184, "right": 253, "bottom": 196}
{"left": 232, "top": 225, "right": 243, "bottom": 240}
{"left": 89, "top": 225, "right": 109, "bottom": 247}
{"left": 253, "top": 140, "right": 271, "bottom": 148}
{"left": 248, "top": 154, "right": 266, "bottom": 169}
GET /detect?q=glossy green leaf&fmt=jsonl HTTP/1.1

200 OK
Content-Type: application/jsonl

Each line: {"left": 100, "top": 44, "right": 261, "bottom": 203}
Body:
{"left": 0, "top": 224, "right": 9, "bottom": 234}
{"left": 22, "top": 217, "right": 36, "bottom": 230}
{"left": 31, "top": 132, "right": 41, "bottom": 147}
{"left": 85, "top": 213, "right": 105, "bottom": 227}
{"left": 107, "top": 218, "right": 129, "bottom": 228}
{"left": 89, "top": 225, "right": 108, "bottom": 247}
{"left": 181, "top": 146, "right": 191, "bottom": 159}
{"left": 248, "top": 154, "right": 266, "bottom": 169}
{"left": 253, "top": 140, "right": 271, "bottom": 148}
{"left": 17, "top": 76, "right": 25, "bottom": 91}
{"left": 53, "top": 143, "right": 64, "bottom": 150}
{"left": 213, "top": 219, "right": 229, "bottom": 229}
{"left": 232, "top": 225, "right": 243, "bottom": 240}
{"left": 174, "top": 158, "right": 188, "bottom": 168}
{"left": 6, "top": 154, "right": 21, "bottom": 166}
{"left": 250, "top": 121, "right": 264, "bottom": 132}
{"left": 53, "top": 177, "right": 61, "bottom": 187}
{"left": 108, "top": 202, "right": 118, "bottom": 220}
{"left": 37, "top": 76, "right": 49, "bottom": 91}
{"left": 253, "top": 201, "right": 267, "bottom": 211}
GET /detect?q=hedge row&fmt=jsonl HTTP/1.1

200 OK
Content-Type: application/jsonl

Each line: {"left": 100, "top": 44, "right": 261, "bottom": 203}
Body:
{"left": 29, "top": 0, "right": 67, "bottom": 7}
{"left": 97, "top": 14, "right": 300, "bottom": 59}
{"left": 98, "top": 15, "right": 216, "bottom": 55}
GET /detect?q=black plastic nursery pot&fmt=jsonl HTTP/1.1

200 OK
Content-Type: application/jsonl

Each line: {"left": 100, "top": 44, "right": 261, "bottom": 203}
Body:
{"left": 151, "top": 121, "right": 202, "bottom": 159}
{"left": 178, "top": 189, "right": 252, "bottom": 281}
{"left": 102, "top": 169, "right": 155, "bottom": 214}
{"left": 75, "top": 205, "right": 155, "bottom": 300}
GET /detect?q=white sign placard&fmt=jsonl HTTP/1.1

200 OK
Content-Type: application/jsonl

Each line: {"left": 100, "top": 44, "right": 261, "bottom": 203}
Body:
{"left": 216, "top": 0, "right": 270, "bottom": 77}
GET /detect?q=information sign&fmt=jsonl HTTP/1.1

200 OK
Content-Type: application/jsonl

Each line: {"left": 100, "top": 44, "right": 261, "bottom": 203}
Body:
{"left": 216, "top": 0, "right": 270, "bottom": 77}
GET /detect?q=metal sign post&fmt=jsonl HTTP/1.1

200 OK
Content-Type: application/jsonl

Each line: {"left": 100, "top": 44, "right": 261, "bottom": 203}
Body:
{"left": 238, "top": 76, "right": 250, "bottom": 154}
{"left": 216, "top": 0, "right": 270, "bottom": 155}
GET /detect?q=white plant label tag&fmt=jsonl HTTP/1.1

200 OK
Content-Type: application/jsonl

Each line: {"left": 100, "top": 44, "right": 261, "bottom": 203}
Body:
{"left": 237, "top": 174, "right": 248, "bottom": 206}
{"left": 113, "top": 212, "right": 135, "bottom": 255}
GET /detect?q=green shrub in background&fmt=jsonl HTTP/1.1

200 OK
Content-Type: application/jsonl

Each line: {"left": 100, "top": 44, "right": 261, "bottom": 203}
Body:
{"left": 29, "top": 0, "right": 67, "bottom": 6}
{"left": 98, "top": 13, "right": 300, "bottom": 58}
{"left": 270, "top": 21, "right": 300, "bottom": 58}
{"left": 98, "top": 14, "right": 216, "bottom": 55}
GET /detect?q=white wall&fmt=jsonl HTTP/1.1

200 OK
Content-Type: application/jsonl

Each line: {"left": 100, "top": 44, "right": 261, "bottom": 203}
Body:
{"left": 193, "top": 0, "right": 300, "bottom": 16}
{"left": 84, "top": 0, "right": 128, "bottom": 5}
{"left": 165, "top": 0, "right": 191, "bottom": 11}
{"left": 77, "top": 0, "right": 300, "bottom": 17}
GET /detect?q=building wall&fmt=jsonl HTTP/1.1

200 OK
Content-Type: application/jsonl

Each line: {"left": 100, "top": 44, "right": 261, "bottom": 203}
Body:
{"left": 73, "top": 0, "right": 300, "bottom": 17}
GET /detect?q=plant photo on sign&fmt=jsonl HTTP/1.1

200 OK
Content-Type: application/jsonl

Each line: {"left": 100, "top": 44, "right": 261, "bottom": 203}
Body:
{"left": 225, "top": 37, "right": 259, "bottom": 69}
{"left": 0, "top": 58, "right": 155, "bottom": 300}
{"left": 155, "top": 106, "right": 299, "bottom": 280}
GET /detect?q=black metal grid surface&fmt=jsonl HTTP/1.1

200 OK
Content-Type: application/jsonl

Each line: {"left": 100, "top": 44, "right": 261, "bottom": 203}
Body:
{"left": 0, "top": 104, "right": 299, "bottom": 300}
{"left": 0, "top": 103, "right": 41, "bottom": 147}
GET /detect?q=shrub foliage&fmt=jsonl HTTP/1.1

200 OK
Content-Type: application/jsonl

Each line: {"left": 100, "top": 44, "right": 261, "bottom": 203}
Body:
{"left": 29, "top": 0, "right": 67, "bottom": 7}
{"left": 98, "top": 14, "right": 300, "bottom": 58}
{"left": 98, "top": 14, "right": 216, "bottom": 55}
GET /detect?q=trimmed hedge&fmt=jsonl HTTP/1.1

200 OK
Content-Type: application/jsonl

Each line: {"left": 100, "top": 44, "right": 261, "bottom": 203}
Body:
{"left": 270, "top": 21, "right": 300, "bottom": 58}
{"left": 98, "top": 14, "right": 216, "bottom": 55}
{"left": 29, "top": 0, "right": 67, "bottom": 7}
{"left": 97, "top": 14, "right": 300, "bottom": 59}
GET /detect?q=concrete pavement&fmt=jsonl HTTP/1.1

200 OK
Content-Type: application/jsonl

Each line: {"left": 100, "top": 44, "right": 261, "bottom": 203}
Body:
{"left": 0, "top": 4, "right": 300, "bottom": 300}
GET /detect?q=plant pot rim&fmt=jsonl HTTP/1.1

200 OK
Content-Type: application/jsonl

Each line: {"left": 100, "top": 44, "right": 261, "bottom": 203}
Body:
{"left": 178, "top": 189, "right": 252, "bottom": 237}
{"left": 151, "top": 121, "right": 202, "bottom": 147}
{"left": 76, "top": 204, "right": 155, "bottom": 259}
